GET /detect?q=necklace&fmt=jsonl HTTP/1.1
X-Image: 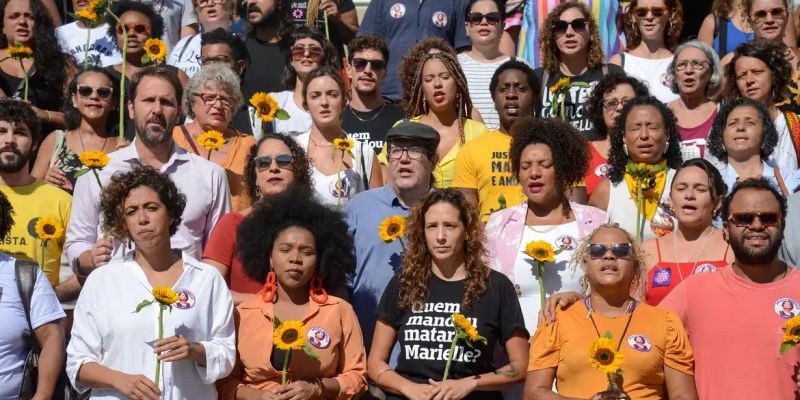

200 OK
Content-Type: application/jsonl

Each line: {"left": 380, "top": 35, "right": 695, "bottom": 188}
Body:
{"left": 672, "top": 227, "right": 715, "bottom": 281}
{"left": 526, "top": 209, "right": 566, "bottom": 233}
{"left": 348, "top": 101, "right": 386, "bottom": 123}
{"left": 77, "top": 129, "right": 110, "bottom": 153}
{"left": 584, "top": 297, "right": 637, "bottom": 350}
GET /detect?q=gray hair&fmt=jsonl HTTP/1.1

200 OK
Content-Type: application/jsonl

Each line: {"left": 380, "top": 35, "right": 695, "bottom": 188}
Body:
{"left": 668, "top": 40, "right": 723, "bottom": 97}
{"left": 183, "top": 63, "right": 244, "bottom": 118}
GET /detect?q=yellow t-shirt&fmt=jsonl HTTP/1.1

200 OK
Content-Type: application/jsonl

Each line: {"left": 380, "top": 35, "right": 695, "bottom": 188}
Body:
{"left": 453, "top": 130, "right": 525, "bottom": 221}
{"left": 379, "top": 118, "right": 489, "bottom": 188}
{"left": 529, "top": 301, "right": 694, "bottom": 400}
{"left": 0, "top": 181, "right": 72, "bottom": 286}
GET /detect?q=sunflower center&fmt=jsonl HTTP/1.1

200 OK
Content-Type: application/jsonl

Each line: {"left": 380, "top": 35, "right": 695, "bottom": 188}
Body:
{"left": 149, "top": 45, "right": 159, "bottom": 53}
{"left": 535, "top": 249, "right": 547, "bottom": 257}
{"left": 281, "top": 329, "right": 298, "bottom": 343}
{"left": 258, "top": 102, "right": 272, "bottom": 114}
{"left": 387, "top": 225, "right": 399, "bottom": 235}
{"left": 792, "top": 328, "right": 800, "bottom": 336}
{"left": 43, "top": 225, "right": 56, "bottom": 235}
{"left": 597, "top": 350, "right": 613, "bottom": 365}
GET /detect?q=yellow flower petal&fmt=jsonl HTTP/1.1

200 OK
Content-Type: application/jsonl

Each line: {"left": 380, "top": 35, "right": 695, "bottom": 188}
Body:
{"left": 333, "top": 138, "right": 354, "bottom": 152}
{"left": 78, "top": 150, "right": 109, "bottom": 169}
{"left": 589, "top": 337, "right": 624, "bottom": 375}
{"left": 8, "top": 43, "right": 33, "bottom": 60}
{"left": 525, "top": 240, "right": 556, "bottom": 263}
{"left": 143, "top": 38, "right": 167, "bottom": 62}
{"left": 250, "top": 92, "right": 279, "bottom": 122}
{"left": 197, "top": 130, "right": 225, "bottom": 151}
{"left": 378, "top": 215, "right": 406, "bottom": 243}
{"left": 152, "top": 286, "right": 179, "bottom": 305}
{"left": 274, "top": 320, "right": 308, "bottom": 350}
{"left": 34, "top": 217, "right": 64, "bottom": 241}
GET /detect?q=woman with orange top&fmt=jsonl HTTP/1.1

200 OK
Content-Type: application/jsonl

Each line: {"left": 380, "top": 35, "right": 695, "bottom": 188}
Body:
{"left": 217, "top": 192, "right": 366, "bottom": 400}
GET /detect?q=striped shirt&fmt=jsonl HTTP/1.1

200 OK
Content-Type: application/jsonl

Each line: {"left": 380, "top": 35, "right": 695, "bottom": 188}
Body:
{"left": 458, "top": 53, "right": 510, "bottom": 130}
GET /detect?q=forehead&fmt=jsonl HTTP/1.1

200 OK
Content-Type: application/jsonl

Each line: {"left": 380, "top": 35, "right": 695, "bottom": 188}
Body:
{"left": 729, "top": 188, "right": 781, "bottom": 213}
{"left": 626, "top": 105, "right": 663, "bottom": 122}
{"left": 352, "top": 48, "right": 385, "bottom": 61}
{"left": 134, "top": 76, "right": 177, "bottom": 100}
{"left": 751, "top": 0, "right": 785, "bottom": 10}
{"left": 636, "top": 0, "right": 667, "bottom": 7}
{"left": 497, "top": 68, "right": 528, "bottom": 84}
{"left": 120, "top": 10, "right": 150, "bottom": 23}
{"left": 4, "top": 0, "right": 30, "bottom": 13}
{"left": 469, "top": 0, "right": 500, "bottom": 13}
{"left": 306, "top": 75, "right": 340, "bottom": 91}
{"left": 727, "top": 105, "right": 761, "bottom": 119}
{"left": 124, "top": 186, "right": 162, "bottom": 204}
{"left": 735, "top": 56, "right": 769, "bottom": 70}
{"left": 559, "top": 7, "right": 585, "bottom": 21}
{"left": 294, "top": 37, "right": 321, "bottom": 47}
{"left": 422, "top": 58, "right": 448, "bottom": 73}
{"left": 591, "top": 227, "right": 629, "bottom": 242}
{"left": 604, "top": 83, "right": 636, "bottom": 98}
{"left": 201, "top": 43, "right": 233, "bottom": 56}
{"left": 79, "top": 71, "right": 112, "bottom": 85}
{"left": 0, "top": 119, "right": 30, "bottom": 133}
{"left": 676, "top": 46, "right": 707, "bottom": 61}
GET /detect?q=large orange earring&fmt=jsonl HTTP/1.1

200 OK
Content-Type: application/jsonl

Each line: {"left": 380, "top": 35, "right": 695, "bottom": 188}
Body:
{"left": 309, "top": 275, "right": 328, "bottom": 304}
{"left": 262, "top": 271, "right": 277, "bottom": 303}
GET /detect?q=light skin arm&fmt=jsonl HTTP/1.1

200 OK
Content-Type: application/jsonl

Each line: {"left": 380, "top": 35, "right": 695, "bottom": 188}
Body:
{"left": 369, "top": 154, "right": 383, "bottom": 189}
{"left": 456, "top": 188, "right": 479, "bottom": 210}
{"left": 608, "top": 54, "right": 623, "bottom": 66}
{"left": 40, "top": 0, "right": 62, "bottom": 26}
{"left": 31, "top": 321, "right": 65, "bottom": 400}
{"left": 77, "top": 362, "right": 161, "bottom": 400}
{"left": 499, "top": 31, "right": 516, "bottom": 57}
{"left": 663, "top": 366, "right": 698, "bottom": 400}
{"left": 588, "top": 180, "right": 610, "bottom": 211}
{"left": 54, "top": 275, "right": 82, "bottom": 303}
{"left": 202, "top": 258, "right": 255, "bottom": 305}
{"left": 697, "top": 14, "right": 716, "bottom": 46}
{"left": 368, "top": 320, "right": 435, "bottom": 400}
{"left": 320, "top": 0, "right": 359, "bottom": 45}
{"left": 181, "top": 24, "right": 199, "bottom": 38}
{"left": 470, "top": 108, "right": 485, "bottom": 123}
{"left": 523, "top": 369, "right": 586, "bottom": 400}
{"left": 30, "top": 131, "right": 56, "bottom": 180}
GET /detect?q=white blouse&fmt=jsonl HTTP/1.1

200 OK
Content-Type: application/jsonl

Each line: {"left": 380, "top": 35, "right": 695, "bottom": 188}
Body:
{"left": 66, "top": 252, "right": 235, "bottom": 400}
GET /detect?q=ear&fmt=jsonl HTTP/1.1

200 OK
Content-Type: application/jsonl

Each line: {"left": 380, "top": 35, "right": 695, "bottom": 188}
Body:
{"left": 236, "top": 60, "right": 246, "bottom": 76}
{"left": 721, "top": 221, "right": 730, "bottom": 242}
{"left": 127, "top": 99, "right": 135, "bottom": 120}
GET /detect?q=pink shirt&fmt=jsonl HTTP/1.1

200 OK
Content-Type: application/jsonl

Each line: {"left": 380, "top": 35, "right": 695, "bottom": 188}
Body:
{"left": 661, "top": 266, "right": 800, "bottom": 399}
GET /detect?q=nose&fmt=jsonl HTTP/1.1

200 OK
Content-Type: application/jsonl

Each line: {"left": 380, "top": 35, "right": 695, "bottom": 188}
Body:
{"left": 137, "top": 209, "right": 149, "bottom": 225}
{"left": 436, "top": 227, "right": 447, "bottom": 243}
{"left": 288, "top": 248, "right": 303, "bottom": 264}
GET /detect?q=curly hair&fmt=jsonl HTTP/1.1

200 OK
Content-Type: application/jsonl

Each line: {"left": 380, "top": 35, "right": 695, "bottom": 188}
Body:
{"left": 280, "top": 26, "right": 340, "bottom": 89}
{"left": 346, "top": 34, "right": 389, "bottom": 63}
{"left": 105, "top": 0, "right": 166, "bottom": 50}
{"left": 0, "top": 98, "right": 41, "bottom": 142}
{"left": 509, "top": 117, "right": 589, "bottom": 216}
{"left": 539, "top": 2, "right": 605, "bottom": 73}
{"left": 721, "top": 177, "right": 787, "bottom": 220}
{"left": 236, "top": 188, "right": 354, "bottom": 292}
{"left": 0, "top": 190, "right": 13, "bottom": 241}
{"left": 706, "top": 97, "right": 778, "bottom": 162}
{"left": 243, "top": 132, "right": 312, "bottom": 202}
{"left": 488, "top": 59, "right": 540, "bottom": 109}
{"left": 570, "top": 223, "right": 648, "bottom": 300}
{"left": 63, "top": 67, "right": 120, "bottom": 132}
{"left": 586, "top": 72, "right": 650, "bottom": 139}
{"left": 398, "top": 37, "right": 456, "bottom": 109}
{"left": 623, "top": 0, "right": 684, "bottom": 51}
{"left": 0, "top": 0, "right": 68, "bottom": 109}
{"left": 672, "top": 158, "right": 728, "bottom": 213}
{"left": 398, "top": 189, "right": 488, "bottom": 310}
{"left": 724, "top": 39, "right": 791, "bottom": 103}
{"left": 607, "top": 96, "right": 683, "bottom": 184}
{"left": 667, "top": 40, "right": 723, "bottom": 96}
{"left": 100, "top": 166, "right": 186, "bottom": 240}
{"left": 183, "top": 63, "right": 244, "bottom": 118}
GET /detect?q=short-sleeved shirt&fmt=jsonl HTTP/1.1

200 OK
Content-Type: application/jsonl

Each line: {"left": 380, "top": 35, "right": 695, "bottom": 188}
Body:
{"left": 453, "top": 130, "right": 525, "bottom": 221}
{"left": 289, "top": 0, "right": 355, "bottom": 56}
{"left": 0, "top": 254, "right": 65, "bottom": 400}
{"left": 342, "top": 102, "right": 406, "bottom": 154}
{"left": 358, "top": 0, "right": 471, "bottom": 100}
{"left": 660, "top": 267, "right": 800, "bottom": 399}
{"left": 376, "top": 270, "right": 528, "bottom": 400}
{"left": 457, "top": 53, "right": 510, "bottom": 130}
{"left": 56, "top": 22, "right": 122, "bottom": 67}
{"left": 167, "top": 34, "right": 201, "bottom": 78}
{"left": 529, "top": 300, "right": 694, "bottom": 399}
{"left": 242, "top": 37, "right": 289, "bottom": 102}
{"left": 140, "top": 0, "right": 197, "bottom": 48}
{"left": 202, "top": 212, "right": 263, "bottom": 294}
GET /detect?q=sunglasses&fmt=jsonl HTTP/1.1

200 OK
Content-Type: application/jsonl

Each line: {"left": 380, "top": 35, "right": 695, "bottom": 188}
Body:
{"left": 115, "top": 23, "right": 149, "bottom": 35}
{"left": 76, "top": 85, "right": 113, "bottom": 99}
{"left": 588, "top": 243, "right": 633, "bottom": 259}
{"left": 728, "top": 212, "right": 781, "bottom": 227}
{"left": 752, "top": 7, "right": 786, "bottom": 21}
{"left": 352, "top": 58, "right": 386, "bottom": 72}
{"left": 467, "top": 11, "right": 502, "bottom": 26}
{"left": 554, "top": 18, "right": 587, "bottom": 35}
{"left": 632, "top": 6, "right": 668, "bottom": 18}
{"left": 254, "top": 154, "right": 293, "bottom": 171}
{"left": 291, "top": 45, "right": 323, "bottom": 61}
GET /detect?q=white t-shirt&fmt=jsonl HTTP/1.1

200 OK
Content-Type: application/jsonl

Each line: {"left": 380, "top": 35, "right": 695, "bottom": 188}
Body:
{"left": 296, "top": 130, "right": 374, "bottom": 207}
{"left": 457, "top": 53, "right": 510, "bottom": 130}
{"left": 167, "top": 33, "right": 201, "bottom": 78}
{"left": 137, "top": 0, "right": 197, "bottom": 48}
{"left": 512, "top": 222, "right": 582, "bottom": 335}
{"left": 55, "top": 22, "right": 122, "bottom": 67}
{"left": 622, "top": 53, "right": 679, "bottom": 104}
{"left": 772, "top": 114, "right": 799, "bottom": 172}
{"left": 0, "top": 255, "right": 65, "bottom": 400}
{"left": 269, "top": 90, "right": 313, "bottom": 136}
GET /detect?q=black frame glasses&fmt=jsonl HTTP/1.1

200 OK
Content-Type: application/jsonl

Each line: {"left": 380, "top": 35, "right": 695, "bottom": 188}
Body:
{"left": 554, "top": 18, "right": 587, "bottom": 35}
{"left": 675, "top": 59, "right": 709, "bottom": 72}
{"left": 387, "top": 146, "right": 427, "bottom": 160}
{"left": 255, "top": 154, "right": 293, "bottom": 171}
{"left": 76, "top": 85, "right": 113, "bottom": 99}
{"left": 352, "top": 58, "right": 386, "bottom": 72}
{"left": 588, "top": 243, "right": 633, "bottom": 259}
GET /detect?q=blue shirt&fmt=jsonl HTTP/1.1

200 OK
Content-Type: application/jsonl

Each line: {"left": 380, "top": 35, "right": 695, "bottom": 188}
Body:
{"left": 358, "top": 0, "right": 471, "bottom": 100}
{"left": 721, "top": 161, "right": 800, "bottom": 197}
{"left": 345, "top": 185, "right": 409, "bottom": 349}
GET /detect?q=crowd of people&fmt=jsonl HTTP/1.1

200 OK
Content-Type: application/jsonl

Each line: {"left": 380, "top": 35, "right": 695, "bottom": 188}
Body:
{"left": 1, "top": 0, "right": 800, "bottom": 399}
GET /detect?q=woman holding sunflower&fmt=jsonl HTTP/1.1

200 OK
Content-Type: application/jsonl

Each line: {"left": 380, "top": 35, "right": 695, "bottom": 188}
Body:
{"left": 67, "top": 166, "right": 236, "bottom": 399}
{"left": 525, "top": 223, "right": 697, "bottom": 400}
{"left": 369, "top": 189, "right": 528, "bottom": 400}
{"left": 217, "top": 191, "right": 367, "bottom": 399}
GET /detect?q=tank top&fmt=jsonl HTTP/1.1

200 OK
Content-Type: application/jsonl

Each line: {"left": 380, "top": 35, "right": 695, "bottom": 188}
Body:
{"left": 607, "top": 168, "right": 677, "bottom": 241}
{"left": 678, "top": 108, "right": 717, "bottom": 160}
{"left": 49, "top": 130, "right": 86, "bottom": 194}
{"left": 645, "top": 238, "right": 729, "bottom": 305}
{"left": 584, "top": 142, "right": 609, "bottom": 196}
{"left": 621, "top": 53, "right": 679, "bottom": 104}
{"left": 712, "top": 16, "right": 754, "bottom": 56}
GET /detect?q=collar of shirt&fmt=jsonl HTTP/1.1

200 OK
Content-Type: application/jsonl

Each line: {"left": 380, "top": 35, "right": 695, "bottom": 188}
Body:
{"left": 121, "top": 250, "right": 205, "bottom": 292}
{"left": 117, "top": 138, "right": 191, "bottom": 171}
{"left": 240, "top": 293, "right": 342, "bottom": 323}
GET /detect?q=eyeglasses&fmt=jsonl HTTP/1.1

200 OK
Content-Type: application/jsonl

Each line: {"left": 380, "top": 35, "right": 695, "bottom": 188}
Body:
{"left": 588, "top": 243, "right": 633, "bottom": 259}
{"left": 254, "top": 154, "right": 293, "bottom": 171}
{"left": 554, "top": 18, "right": 587, "bottom": 35}
{"left": 291, "top": 45, "right": 323, "bottom": 61}
{"left": 115, "top": 23, "right": 149, "bottom": 35}
{"left": 752, "top": 7, "right": 786, "bottom": 22}
{"left": 632, "top": 6, "right": 668, "bottom": 18}
{"left": 352, "top": 58, "right": 386, "bottom": 72}
{"left": 76, "top": 85, "right": 113, "bottom": 99}
{"left": 197, "top": 0, "right": 223, "bottom": 8}
{"left": 466, "top": 11, "right": 502, "bottom": 26}
{"left": 728, "top": 212, "right": 781, "bottom": 227}
{"left": 200, "top": 55, "right": 233, "bottom": 65}
{"left": 195, "top": 93, "right": 233, "bottom": 108}
{"left": 675, "top": 59, "right": 709, "bottom": 72}
{"left": 388, "top": 146, "right": 428, "bottom": 160}
{"left": 602, "top": 97, "right": 630, "bottom": 111}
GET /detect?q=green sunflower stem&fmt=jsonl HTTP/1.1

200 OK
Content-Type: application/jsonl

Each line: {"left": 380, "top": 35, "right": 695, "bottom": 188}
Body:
{"left": 40, "top": 241, "right": 47, "bottom": 273}
{"left": 442, "top": 335, "right": 458, "bottom": 381}
{"left": 20, "top": 60, "right": 28, "bottom": 101}
{"left": 207, "top": 150, "right": 212, "bottom": 160}
{"left": 335, "top": 151, "right": 343, "bottom": 210}
{"left": 538, "top": 262, "right": 546, "bottom": 306}
{"left": 281, "top": 349, "right": 291, "bottom": 386}
{"left": 107, "top": 8, "right": 127, "bottom": 144}
{"left": 559, "top": 93, "right": 565, "bottom": 121}
{"left": 636, "top": 178, "right": 643, "bottom": 241}
{"left": 155, "top": 305, "right": 164, "bottom": 388}
{"left": 91, "top": 168, "right": 103, "bottom": 190}
{"left": 83, "top": 27, "right": 91, "bottom": 69}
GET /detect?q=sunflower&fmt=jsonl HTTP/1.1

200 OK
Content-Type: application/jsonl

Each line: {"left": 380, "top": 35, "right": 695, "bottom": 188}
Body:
{"left": 378, "top": 215, "right": 405, "bottom": 243}
{"left": 34, "top": 217, "right": 64, "bottom": 241}
{"left": 465, "top": 326, "right": 480, "bottom": 342}
{"left": 143, "top": 38, "right": 167, "bottom": 62}
{"left": 452, "top": 312, "right": 472, "bottom": 332}
{"left": 333, "top": 138, "right": 354, "bottom": 152}
{"left": 589, "top": 337, "right": 624, "bottom": 375}
{"left": 152, "top": 286, "right": 179, "bottom": 305}
{"left": 76, "top": 7, "right": 98, "bottom": 23}
{"left": 525, "top": 240, "right": 556, "bottom": 263}
{"left": 250, "top": 92, "right": 278, "bottom": 122}
{"left": 274, "top": 320, "right": 308, "bottom": 351}
{"left": 550, "top": 77, "right": 570, "bottom": 94}
{"left": 78, "top": 150, "right": 109, "bottom": 169}
{"left": 784, "top": 315, "right": 800, "bottom": 344}
{"left": 198, "top": 130, "right": 225, "bottom": 152}
{"left": 8, "top": 43, "right": 33, "bottom": 60}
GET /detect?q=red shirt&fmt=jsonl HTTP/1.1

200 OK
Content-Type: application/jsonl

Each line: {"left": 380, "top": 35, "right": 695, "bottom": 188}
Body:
{"left": 584, "top": 142, "right": 609, "bottom": 196}
{"left": 202, "top": 212, "right": 263, "bottom": 293}
{"left": 645, "top": 238, "right": 729, "bottom": 305}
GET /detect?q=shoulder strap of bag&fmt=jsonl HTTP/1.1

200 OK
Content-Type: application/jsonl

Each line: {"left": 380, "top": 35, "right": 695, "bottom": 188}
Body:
{"left": 180, "top": 125, "right": 201, "bottom": 154}
{"left": 541, "top": 69, "right": 550, "bottom": 104}
{"left": 177, "top": 34, "right": 198, "bottom": 62}
{"left": 620, "top": 53, "right": 625, "bottom": 68}
{"left": 783, "top": 111, "right": 800, "bottom": 167}
{"left": 15, "top": 259, "right": 41, "bottom": 350}
{"left": 718, "top": 15, "right": 728, "bottom": 55}
{"left": 49, "top": 130, "right": 66, "bottom": 168}
{"left": 358, "top": 140, "right": 368, "bottom": 189}
{"left": 774, "top": 167, "right": 790, "bottom": 197}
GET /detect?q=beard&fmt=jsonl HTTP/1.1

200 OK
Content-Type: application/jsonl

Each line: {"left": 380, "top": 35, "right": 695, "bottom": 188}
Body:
{"left": 135, "top": 115, "right": 172, "bottom": 144}
{"left": 248, "top": 2, "right": 280, "bottom": 27}
{"left": 730, "top": 229, "right": 784, "bottom": 264}
{"left": 0, "top": 145, "right": 30, "bottom": 173}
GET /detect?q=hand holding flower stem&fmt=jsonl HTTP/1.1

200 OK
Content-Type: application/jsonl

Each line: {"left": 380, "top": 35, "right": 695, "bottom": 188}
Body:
{"left": 525, "top": 240, "right": 561, "bottom": 306}
{"left": 443, "top": 313, "right": 487, "bottom": 380}
{"left": 134, "top": 287, "right": 179, "bottom": 388}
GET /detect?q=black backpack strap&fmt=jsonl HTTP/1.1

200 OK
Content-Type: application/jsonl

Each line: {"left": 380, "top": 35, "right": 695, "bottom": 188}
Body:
{"left": 15, "top": 259, "right": 41, "bottom": 350}
{"left": 718, "top": 15, "right": 728, "bottom": 55}
{"left": 359, "top": 141, "right": 369, "bottom": 189}
{"left": 541, "top": 69, "right": 550, "bottom": 104}
{"left": 177, "top": 34, "right": 198, "bottom": 62}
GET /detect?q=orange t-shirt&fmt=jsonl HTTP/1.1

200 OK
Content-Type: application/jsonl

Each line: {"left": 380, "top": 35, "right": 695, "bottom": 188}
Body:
{"left": 529, "top": 300, "right": 694, "bottom": 399}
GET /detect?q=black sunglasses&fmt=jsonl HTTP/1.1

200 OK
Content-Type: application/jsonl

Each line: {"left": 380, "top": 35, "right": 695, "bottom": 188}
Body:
{"left": 554, "top": 18, "right": 587, "bottom": 35}
{"left": 588, "top": 243, "right": 633, "bottom": 259}
{"left": 254, "top": 154, "right": 293, "bottom": 171}
{"left": 77, "top": 85, "right": 113, "bottom": 99}
{"left": 352, "top": 58, "right": 386, "bottom": 72}
{"left": 728, "top": 212, "right": 781, "bottom": 227}
{"left": 467, "top": 11, "right": 502, "bottom": 26}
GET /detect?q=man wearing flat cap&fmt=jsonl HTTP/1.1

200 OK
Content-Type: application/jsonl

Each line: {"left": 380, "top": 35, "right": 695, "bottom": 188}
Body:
{"left": 345, "top": 120, "right": 440, "bottom": 351}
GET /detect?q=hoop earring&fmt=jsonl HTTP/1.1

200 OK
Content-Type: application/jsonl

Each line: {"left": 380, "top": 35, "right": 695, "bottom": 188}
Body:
{"left": 663, "top": 141, "right": 669, "bottom": 154}
{"left": 422, "top": 96, "right": 428, "bottom": 113}
{"left": 262, "top": 270, "right": 277, "bottom": 303}
{"left": 309, "top": 275, "right": 328, "bottom": 304}
{"left": 623, "top": 143, "right": 629, "bottom": 156}
{"left": 254, "top": 186, "right": 261, "bottom": 199}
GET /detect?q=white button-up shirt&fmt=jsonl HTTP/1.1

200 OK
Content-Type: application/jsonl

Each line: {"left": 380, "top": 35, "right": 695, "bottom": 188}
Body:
{"left": 64, "top": 140, "right": 231, "bottom": 272}
{"left": 66, "top": 252, "right": 235, "bottom": 399}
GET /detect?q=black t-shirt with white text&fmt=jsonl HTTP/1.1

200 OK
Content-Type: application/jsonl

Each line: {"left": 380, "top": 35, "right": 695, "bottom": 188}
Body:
{"left": 289, "top": 0, "right": 355, "bottom": 56}
{"left": 342, "top": 102, "right": 406, "bottom": 154}
{"left": 243, "top": 37, "right": 289, "bottom": 101}
{"left": 376, "top": 270, "right": 527, "bottom": 400}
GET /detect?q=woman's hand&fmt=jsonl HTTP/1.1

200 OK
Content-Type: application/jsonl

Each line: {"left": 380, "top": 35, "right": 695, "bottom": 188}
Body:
{"left": 590, "top": 391, "right": 630, "bottom": 400}
{"left": 274, "top": 380, "right": 321, "bottom": 400}
{"left": 154, "top": 335, "right": 206, "bottom": 365}
{"left": 319, "top": 0, "right": 339, "bottom": 19}
{"left": 427, "top": 378, "right": 477, "bottom": 400}
{"left": 400, "top": 382, "right": 437, "bottom": 400}
{"left": 539, "top": 291, "right": 582, "bottom": 324}
{"left": 44, "top": 166, "right": 68, "bottom": 188}
{"left": 111, "top": 371, "right": 161, "bottom": 400}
